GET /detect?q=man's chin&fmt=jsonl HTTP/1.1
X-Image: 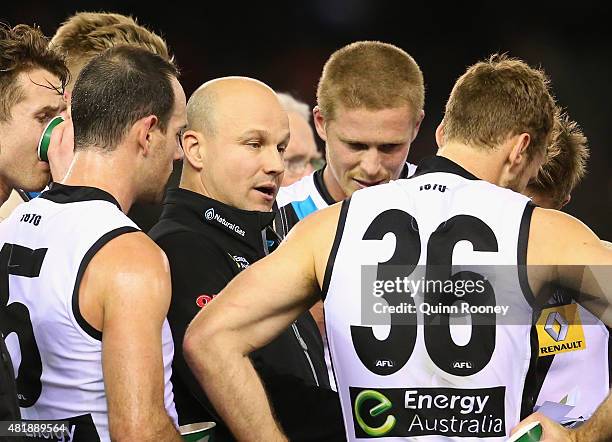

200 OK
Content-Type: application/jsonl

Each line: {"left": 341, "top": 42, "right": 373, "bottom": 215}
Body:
{"left": 18, "top": 177, "right": 50, "bottom": 193}
{"left": 136, "top": 188, "right": 165, "bottom": 205}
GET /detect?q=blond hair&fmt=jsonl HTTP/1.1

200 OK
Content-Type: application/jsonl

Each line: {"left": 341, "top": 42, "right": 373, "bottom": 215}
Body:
{"left": 50, "top": 12, "right": 170, "bottom": 81}
{"left": 316, "top": 41, "right": 424, "bottom": 121}
{"left": 442, "top": 54, "right": 556, "bottom": 157}
{"left": 529, "top": 112, "right": 589, "bottom": 208}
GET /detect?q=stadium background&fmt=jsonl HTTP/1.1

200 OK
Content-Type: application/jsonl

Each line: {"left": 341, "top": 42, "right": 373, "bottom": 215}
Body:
{"left": 3, "top": 1, "right": 611, "bottom": 238}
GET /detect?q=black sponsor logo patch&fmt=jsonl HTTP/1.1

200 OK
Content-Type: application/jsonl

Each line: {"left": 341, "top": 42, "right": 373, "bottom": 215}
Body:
{"left": 350, "top": 386, "right": 506, "bottom": 438}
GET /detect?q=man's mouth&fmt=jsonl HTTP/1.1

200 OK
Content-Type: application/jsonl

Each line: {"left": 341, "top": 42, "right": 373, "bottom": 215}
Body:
{"left": 254, "top": 184, "right": 277, "bottom": 200}
{"left": 353, "top": 178, "right": 385, "bottom": 189}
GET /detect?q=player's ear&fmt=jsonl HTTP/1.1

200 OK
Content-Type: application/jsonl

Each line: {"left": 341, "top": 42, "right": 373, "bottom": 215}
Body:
{"left": 411, "top": 109, "right": 425, "bottom": 142}
{"left": 313, "top": 106, "right": 328, "bottom": 142}
{"left": 560, "top": 194, "right": 571, "bottom": 208}
{"left": 182, "top": 129, "right": 205, "bottom": 171}
{"left": 435, "top": 123, "right": 445, "bottom": 149}
{"left": 507, "top": 133, "right": 531, "bottom": 167}
{"left": 134, "top": 115, "right": 159, "bottom": 156}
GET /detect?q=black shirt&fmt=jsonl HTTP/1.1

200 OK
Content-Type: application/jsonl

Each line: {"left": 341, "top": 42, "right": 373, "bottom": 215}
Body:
{"left": 149, "top": 188, "right": 345, "bottom": 442}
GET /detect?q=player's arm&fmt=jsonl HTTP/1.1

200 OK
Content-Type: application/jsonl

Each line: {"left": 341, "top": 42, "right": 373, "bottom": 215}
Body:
{"left": 82, "top": 232, "right": 181, "bottom": 441}
{"left": 183, "top": 203, "right": 342, "bottom": 441}
{"left": 525, "top": 208, "right": 612, "bottom": 441}
{"left": 528, "top": 207, "right": 612, "bottom": 326}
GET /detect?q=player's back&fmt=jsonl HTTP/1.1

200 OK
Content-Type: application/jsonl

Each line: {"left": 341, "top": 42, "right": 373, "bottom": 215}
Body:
{"left": 323, "top": 156, "right": 538, "bottom": 441}
{"left": 0, "top": 184, "right": 176, "bottom": 441}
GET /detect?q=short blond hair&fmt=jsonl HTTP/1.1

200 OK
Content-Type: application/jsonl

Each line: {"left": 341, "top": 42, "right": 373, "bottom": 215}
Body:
{"left": 50, "top": 12, "right": 170, "bottom": 75}
{"left": 528, "top": 112, "right": 589, "bottom": 208}
{"left": 442, "top": 54, "right": 556, "bottom": 158}
{"left": 316, "top": 41, "right": 424, "bottom": 121}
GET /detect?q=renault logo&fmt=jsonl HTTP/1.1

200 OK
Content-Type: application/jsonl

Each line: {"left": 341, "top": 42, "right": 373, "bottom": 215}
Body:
{"left": 545, "top": 311, "right": 569, "bottom": 342}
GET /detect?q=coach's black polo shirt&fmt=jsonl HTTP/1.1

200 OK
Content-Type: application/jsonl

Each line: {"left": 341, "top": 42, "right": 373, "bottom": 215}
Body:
{"left": 149, "top": 188, "right": 345, "bottom": 442}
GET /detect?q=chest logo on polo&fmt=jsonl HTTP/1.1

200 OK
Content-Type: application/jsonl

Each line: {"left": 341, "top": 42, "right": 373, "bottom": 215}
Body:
{"left": 203, "top": 208, "right": 246, "bottom": 237}
{"left": 537, "top": 304, "right": 586, "bottom": 356}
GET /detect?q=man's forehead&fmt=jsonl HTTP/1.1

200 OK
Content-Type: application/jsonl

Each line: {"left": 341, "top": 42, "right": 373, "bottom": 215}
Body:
{"left": 19, "top": 69, "right": 63, "bottom": 94}
{"left": 16, "top": 69, "right": 63, "bottom": 107}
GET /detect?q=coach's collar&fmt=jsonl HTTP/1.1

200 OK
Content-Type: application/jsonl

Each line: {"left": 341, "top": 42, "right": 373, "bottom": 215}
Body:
{"left": 163, "top": 188, "right": 275, "bottom": 245}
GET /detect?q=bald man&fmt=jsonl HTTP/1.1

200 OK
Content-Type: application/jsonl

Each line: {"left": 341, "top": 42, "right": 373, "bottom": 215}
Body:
{"left": 149, "top": 77, "right": 345, "bottom": 441}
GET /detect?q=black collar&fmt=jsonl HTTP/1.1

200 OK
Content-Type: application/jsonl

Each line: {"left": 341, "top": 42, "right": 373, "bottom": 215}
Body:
{"left": 314, "top": 163, "right": 411, "bottom": 205}
{"left": 412, "top": 156, "right": 480, "bottom": 181}
{"left": 162, "top": 188, "right": 276, "bottom": 246}
{"left": 40, "top": 183, "right": 122, "bottom": 210}
{"left": 313, "top": 168, "right": 337, "bottom": 205}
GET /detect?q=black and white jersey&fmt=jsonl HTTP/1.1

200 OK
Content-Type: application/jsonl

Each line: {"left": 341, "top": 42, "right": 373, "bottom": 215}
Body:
{"left": 275, "top": 163, "right": 417, "bottom": 393}
{"left": 323, "top": 156, "right": 539, "bottom": 441}
{"left": 0, "top": 184, "right": 177, "bottom": 441}
{"left": 274, "top": 163, "right": 417, "bottom": 238}
{"left": 534, "top": 290, "right": 610, "bottom": 421}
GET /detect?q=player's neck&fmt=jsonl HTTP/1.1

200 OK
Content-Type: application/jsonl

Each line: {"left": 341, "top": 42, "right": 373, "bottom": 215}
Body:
{"left": 437, "top": 142, "right": 504, "bottom": 185}
{"left": 0, "top": 177, "right": 11, "bottom": 206}
{"left": 322, "top": 166, "right": 346, "bottom": 202}
{"left": 61, "top": 150, "right": 136, "bottom": 213}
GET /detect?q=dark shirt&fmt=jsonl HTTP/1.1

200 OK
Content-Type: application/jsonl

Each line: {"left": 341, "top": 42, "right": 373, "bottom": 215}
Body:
{"left": 149, "top": 188, "right": 345, "bottom": 442}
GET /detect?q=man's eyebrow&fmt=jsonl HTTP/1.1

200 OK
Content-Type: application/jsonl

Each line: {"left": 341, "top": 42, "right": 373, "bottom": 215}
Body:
{"left": 33, "top": 104, "right": 66, "bottom": 115}
{"left": 338, "top": 136, "right": 407, "bottom": 145}
{"left": 237, "top": 129, "right": 270, "bottom": 141}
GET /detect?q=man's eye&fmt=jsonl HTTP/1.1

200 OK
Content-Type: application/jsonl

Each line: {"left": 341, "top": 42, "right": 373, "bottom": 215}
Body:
{"left": 37, "top": 114, "right": 53, "bottom": 124}
{"left": 248, "top": 142, "right": 261, "bottom": 149}
{"left": 380, "top": 143, "right": 401, "bottom": 152}
{"left": 347, "top": 142, "right": 367, "bottom": 150}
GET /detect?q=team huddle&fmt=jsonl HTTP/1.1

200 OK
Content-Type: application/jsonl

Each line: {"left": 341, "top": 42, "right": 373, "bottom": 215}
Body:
{"left": 0, "top": 10, "right": 610, "bottom": 442}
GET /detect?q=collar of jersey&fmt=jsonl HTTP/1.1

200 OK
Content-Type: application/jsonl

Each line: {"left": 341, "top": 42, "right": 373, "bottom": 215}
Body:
{"left": 411, "top": 155, "right": 480, "bottom": 180}
{"left": 40, "top": 183, "right": 122, "bottom": 210}
{"left": 163, "top": 187, "right": 275, "bottom": 244}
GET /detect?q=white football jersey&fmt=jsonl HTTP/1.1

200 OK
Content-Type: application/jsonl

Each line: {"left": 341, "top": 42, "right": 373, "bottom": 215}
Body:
{"left": 535, "top": 297, "right": 610, "bottom": 420}
{"left": 323, "top": 156, "right": 538, "bottom": 441}
{"left": 275, "top": 163, "right": 418, "bottom": 392}
{"left": 0, "top": 184, "right": 177, "bottom": 441}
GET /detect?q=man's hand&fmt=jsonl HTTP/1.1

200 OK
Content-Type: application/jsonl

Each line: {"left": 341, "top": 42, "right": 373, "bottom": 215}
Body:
{"left": 47, "top": 118, "right": 75, "bottom": 182}
{"left": 511, "top": 413, "right": 575, "bottom": 442}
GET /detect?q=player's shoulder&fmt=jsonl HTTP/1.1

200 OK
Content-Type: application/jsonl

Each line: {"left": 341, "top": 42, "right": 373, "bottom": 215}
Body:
{"left": 94, "top": 230, "right": 168, "bottom": 276}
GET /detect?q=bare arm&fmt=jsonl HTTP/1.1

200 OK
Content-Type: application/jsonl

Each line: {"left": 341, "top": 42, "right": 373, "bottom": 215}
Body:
{"left": 82, "top": 232, "right": 181, "bottom": 441}
{"left": 524, "top": 209, "right": 612, "bottom": 440}
{"left": 528, "top": 208, "right": 612, "bottom": 325}
{"left": 183, "top": 203, "right": 342, "bottom": 441}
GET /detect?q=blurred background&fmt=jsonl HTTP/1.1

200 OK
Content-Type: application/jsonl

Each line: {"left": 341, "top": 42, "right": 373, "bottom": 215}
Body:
{"left": 3, "top": 1, "right": 611, "bottom": 237}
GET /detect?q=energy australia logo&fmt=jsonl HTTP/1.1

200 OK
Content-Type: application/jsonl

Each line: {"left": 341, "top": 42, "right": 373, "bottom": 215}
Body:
{"left": 204, "top": 208, "right": 246, "bottom": 237}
